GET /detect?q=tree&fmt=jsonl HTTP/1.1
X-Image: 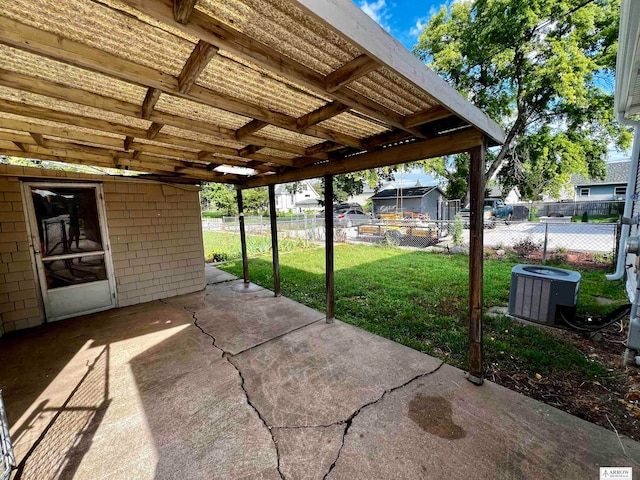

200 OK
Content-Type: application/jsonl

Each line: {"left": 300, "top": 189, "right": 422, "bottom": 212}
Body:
{"left": 200, "top": 182, "right": 235, "bottom": 214}
{"left": 414, "top": 0, "right": 631, "bottom": 200}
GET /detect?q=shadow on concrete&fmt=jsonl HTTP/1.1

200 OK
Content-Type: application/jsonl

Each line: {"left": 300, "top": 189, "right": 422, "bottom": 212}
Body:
{"left": 0, "top": 302, "right": 189, "bottom": 427}
{"left": 13, "top": 345, "right": 110, "bottom": 480}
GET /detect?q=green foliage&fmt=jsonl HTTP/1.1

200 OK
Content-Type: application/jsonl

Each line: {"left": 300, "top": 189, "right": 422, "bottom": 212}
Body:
{"left": 202, "top": 211, "right": 224, "bottom": 218}
{"left": 582, "top": 210, "right": 589, "bottom": 222}
{"left": 413, "top": 0, "right": 630, "bottom": 200}
{"left": 200, "top": 183, "right": 236, "bottom": 214}
{"left": 452, "top": 213, "right": 463, "bottom": 246}
{"left": 202, "top": 232, "right": 312, "bottom": 263}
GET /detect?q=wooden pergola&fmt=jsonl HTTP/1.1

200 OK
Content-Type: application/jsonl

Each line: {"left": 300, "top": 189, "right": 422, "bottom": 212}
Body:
{"left": 0, "top": 0, "right": 504, "bottom": 383}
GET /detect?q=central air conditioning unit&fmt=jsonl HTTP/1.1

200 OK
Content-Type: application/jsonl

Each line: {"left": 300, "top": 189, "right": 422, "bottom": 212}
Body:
{"left": 508, "top": 264, "right": 581, "bottom": 326}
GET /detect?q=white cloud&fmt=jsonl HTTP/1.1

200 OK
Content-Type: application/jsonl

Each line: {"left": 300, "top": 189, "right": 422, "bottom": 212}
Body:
{"left": 358, "top": 0, "right": 392, "bottom": 32}
{"left": 408, "top": 17, "right": 428, "bottom": 40}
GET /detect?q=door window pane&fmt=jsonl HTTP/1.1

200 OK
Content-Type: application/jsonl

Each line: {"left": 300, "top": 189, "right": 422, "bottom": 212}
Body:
{"left": 43, "top": 256, "right": 107, "bottom": 289}
{"left": 31, "top": 187, "right": 103, "bottom": 256}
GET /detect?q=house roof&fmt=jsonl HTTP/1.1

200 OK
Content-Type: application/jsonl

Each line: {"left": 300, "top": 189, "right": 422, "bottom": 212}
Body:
{"left": 0, "top": 0, "right": 504, "bottom": 186}
{"left": 369, "top": 185, "right": 443, "bottom": 200}
{"left": 571, "top": 161, "right": 630, "bottom": 187}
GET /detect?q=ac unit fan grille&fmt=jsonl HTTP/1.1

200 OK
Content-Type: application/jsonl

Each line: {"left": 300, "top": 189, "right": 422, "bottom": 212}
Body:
{"left": 513, "top": 275, "right": 551, "bottom": 323}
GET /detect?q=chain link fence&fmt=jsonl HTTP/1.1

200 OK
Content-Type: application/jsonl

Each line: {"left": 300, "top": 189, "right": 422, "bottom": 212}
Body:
{"left": 1, "top": 389, "right": 15, "bottom": 480}
{"left": 202, "top": 214, "right": 620, "bottom": 267}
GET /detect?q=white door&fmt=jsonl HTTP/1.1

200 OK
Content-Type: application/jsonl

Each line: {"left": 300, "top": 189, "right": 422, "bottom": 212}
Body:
{"left": 22, "top": 182, "right": 117, "bottom": 321}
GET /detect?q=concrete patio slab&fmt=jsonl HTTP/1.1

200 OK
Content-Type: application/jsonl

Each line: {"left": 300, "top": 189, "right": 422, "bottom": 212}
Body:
{"left": 329, "top": 363, "right": 640, "bottom": 479}
{"left": 231, "top": 320, "right": 443, "bottom": 427}
{"left": 163, "top": 280, "right": 325, "bottom": 355}
{"left": 205, "top": 263, "right": 237, "bottom": 284}
{"left": 1, "top": 270, "right": 639, "bottom": 480}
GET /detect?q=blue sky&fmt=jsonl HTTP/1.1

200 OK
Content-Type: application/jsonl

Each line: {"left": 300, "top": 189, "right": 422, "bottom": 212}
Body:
{"left": 353, "top": 0, "right": 447, "bottom": 51}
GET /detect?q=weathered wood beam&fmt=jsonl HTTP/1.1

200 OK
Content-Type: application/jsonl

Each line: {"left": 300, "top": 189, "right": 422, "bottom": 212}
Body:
{"left": 403, "top": 106, "right": 453, "bottom": 129}
{"left": 238, "top": 145, "right": 263, "bottom": 157}
{"left": 326, "top": 55, "right": 380, "bottom": 93}
{"left": 235, "top": 120, "right": 268, "bottom": 141}
{"left": 268, "top": 184, "right": 281, "bottom": 297}
{"left": 141, "top": 88, "right": 162, "bottom": 119}
{"left": 146, "top": 122, "right": 164, "bottom": 140}
{"left": 173, "top": 0, "right": 198, "bottom": 24}
{"left": 117, "top": 0, "right": 410, "bottom": 132}
{"left": 0, "top": 21, "right": 363, "bottom": 150}
{"left": 240, "top": 128, "right": 482, "bottom": 188}
{"left": 467, "top": 137, "right": 487, "bottom": 385}
{"left": 178, "top": 41, "right": 219, "bottom": 93}
{"left": 324, "top": 174, "right": 335, "bottom": 323}
{"left": 12, "top": 141, "right": 27, "bottom": 152}
{"left": 0, "top": 111, "right": 279, "bottom": 171}
{"left": 124, "top": 136, "right": 134, "bottom": 150}
{"left": 237, "top": 189, "right": 250, "bottom": 283}
{"left": 296, "top": 102, "right": 350, "bottom": 130}
{"left": 29, "top": 132, "right": 46, "bottom": 147}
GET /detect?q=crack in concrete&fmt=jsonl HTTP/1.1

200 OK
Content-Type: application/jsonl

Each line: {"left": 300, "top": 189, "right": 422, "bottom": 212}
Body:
{"left": 165, "top": 299, "right": 286, "bottom": 480}
{"left": 161, "top": 297, "right": 444, "bottom": 480}
{"left": 321, "top": 361, "right": 445, "bottom": 480}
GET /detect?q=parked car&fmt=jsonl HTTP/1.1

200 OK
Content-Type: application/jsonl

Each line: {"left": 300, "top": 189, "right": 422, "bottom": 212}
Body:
{"left": 459, "top": 199, "right": 514, "bottom": 228}
{"left": 317, "top": 204, "right": 372, "bottom": 227}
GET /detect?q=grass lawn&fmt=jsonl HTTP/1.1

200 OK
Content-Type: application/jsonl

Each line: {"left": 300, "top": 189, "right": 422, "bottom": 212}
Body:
{"left": 218, "top": 244, "right": 627, "bottom": 379}
{"left": 203, "top": 231, "right": 311, "bottom": 262}
{"left": 570, "top": 214, "right": 620, "bottom": 223}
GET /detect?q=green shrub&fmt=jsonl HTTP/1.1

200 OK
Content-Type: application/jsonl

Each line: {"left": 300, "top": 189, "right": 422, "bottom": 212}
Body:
{"left": 581, "top": 211, "right": 589, "bottom": 222}
{"left": 452, "top": 214, "right": 463, "bottom": 246}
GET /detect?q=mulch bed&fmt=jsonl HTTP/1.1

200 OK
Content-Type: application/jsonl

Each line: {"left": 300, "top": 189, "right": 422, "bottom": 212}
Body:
{"left": 489, "top": 297, "right": 639, "bottom": 440}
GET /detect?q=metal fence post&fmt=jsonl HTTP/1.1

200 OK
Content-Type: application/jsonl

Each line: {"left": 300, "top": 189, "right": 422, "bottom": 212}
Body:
{"left": 542, "top": 222, "right": 549, "bottom": 263}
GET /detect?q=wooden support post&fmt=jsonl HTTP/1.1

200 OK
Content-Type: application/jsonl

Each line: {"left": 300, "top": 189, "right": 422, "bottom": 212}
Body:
{"left": 268, "top": 184, "right": 281, "bottom": 297}
{"left": 237, "top": 189, "right": 250, "bottom": 284}
{"left": 325, "top": 174, "right": 335, "bottom": 323}
{"left": 468, "top": 137, "right": 487, "bottom": 385}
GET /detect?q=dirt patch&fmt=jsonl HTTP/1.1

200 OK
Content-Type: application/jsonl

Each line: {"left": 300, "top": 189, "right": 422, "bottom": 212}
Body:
{"left": 488, "top": 321, "right": 640, "bottom": 441}
{"left": 408, "top": 394, "right": 466, "bottom": 439}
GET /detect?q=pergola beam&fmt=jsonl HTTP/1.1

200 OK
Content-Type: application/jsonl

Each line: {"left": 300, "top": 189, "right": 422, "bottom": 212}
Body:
{"left": 297, "top": 102, "right": 350, "bottom": 130}
{"left": 0, "top": 18, "right": 363, "bottom": 152}
{"left": 141, "top": 88, "right": 162, "bottom": 119}
{"left": 117, "top": 0, "right": 416, "bottom": 134}
{"left": 325, "top": 54, "right": 380, "bottom": 93}
{"left": 173, "top": 0, "right": 198, "bottom": 24}
{"left": 178, "top": 41, "right": 219, "bottom": 93}
{"left": 403, "top": 106, "right": 453, "bottom": 129}
{"left": 240, "top": 128, "right": 482, "bottom": 188}
{"left": 235, "top": 120, "right": 268, "bottom": 140}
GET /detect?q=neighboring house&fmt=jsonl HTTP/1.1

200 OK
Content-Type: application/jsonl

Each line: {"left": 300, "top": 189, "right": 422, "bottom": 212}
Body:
{"left": 487, "top": 185, "right": 521, "bottom": 204}
{"left": 274, "top": 180, "right": 321, "bottom": 213}
{"left": 571, "top": 161, "right": 630, "bottom": 201}
{"left": 347, "top": 181, "right": 397, "bottom": 208}
{"left": 369, "top": 186, "right": 446, "bottom": 220}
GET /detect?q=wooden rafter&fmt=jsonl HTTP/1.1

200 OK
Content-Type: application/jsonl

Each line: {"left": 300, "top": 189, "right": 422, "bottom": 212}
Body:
{"left": 173, "top": 0, "right": 198, "bottom": 24}
{"left": 29, "top": 132, "right": 45, "bottom": 146}
{"left": 124, "top": 136, "right": 134, "bottom": 150}
{"left": 116, "top": 0, "right": 415, "bottom": 134}
{"left": 235, "top": 120, "right": 268, "bottom": 140}
{"left": 178, "top": 41, "right": 219, "bottom": 93}
{"left": 238, "top": 145, "right": 263, "bottom": 157}
{"left": 146, "top": 123, "right": 164, "bottom": 140}
{"left": 141, "top": 88, "right": 162, "bottom": 119}
{"left": 296, "top": 102, "right": 350, "bottom": 130}
{"left": 403, "top": 106, "right": 453, "bottom": 129}
{"left": 0, "top": 18, "right": 363, "bottom": 151}
{"left": 325, "top": 54, "right": 380, "bottom": 93}
{"left": 240, "top": 128, "right": 482, "bottom": 188}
